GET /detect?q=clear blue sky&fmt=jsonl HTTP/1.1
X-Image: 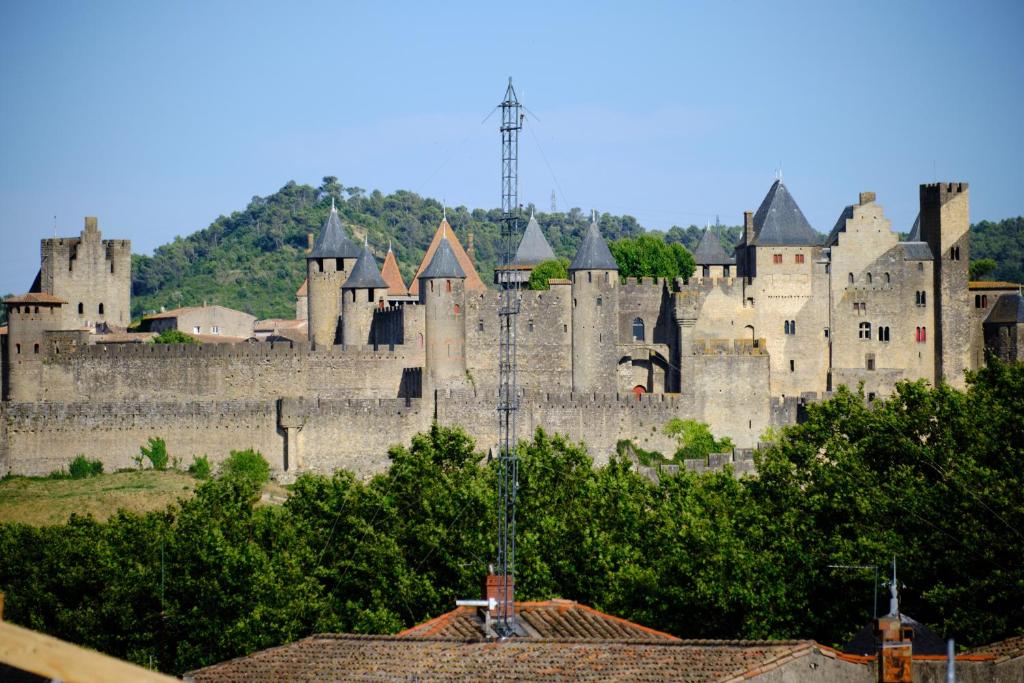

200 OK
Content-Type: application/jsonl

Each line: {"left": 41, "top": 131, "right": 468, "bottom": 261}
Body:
{"left": 1, "top": 0, "right": 1022, "bottom": 294}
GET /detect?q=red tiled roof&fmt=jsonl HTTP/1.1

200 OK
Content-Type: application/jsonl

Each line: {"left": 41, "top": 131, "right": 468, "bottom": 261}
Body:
{"left": 186, "top": 634, "right": 830, "bottom": 683}
{"left": 969, "top": 281, "right": 1020, "bottom": 290}
{"left": 380, "top": 248, "right": 408, "bottom": 296}
{"left": 967, "top": 635, "right": 1024, "bottom": 661}
{"left": 408, "top": 218, "right": 486, "bottom": 296}
{"left": 398, "top": 600, "right": 678, "bottom": 641}
{"left": 3, "top": 292, "right": 67, "bottom": 305}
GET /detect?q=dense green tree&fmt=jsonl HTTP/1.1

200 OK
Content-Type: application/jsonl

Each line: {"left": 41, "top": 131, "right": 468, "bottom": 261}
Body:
{"left": 527, "top": 258, "right": 569, "bottom": 290}
{"left": 150, "top": 329, "right": 197, "bottom": 344}
{"left": 609, "top": 234, "right": 695, "bottom": 281}
{"left": 969, "top": 257, "right": 997, "bottom": 280}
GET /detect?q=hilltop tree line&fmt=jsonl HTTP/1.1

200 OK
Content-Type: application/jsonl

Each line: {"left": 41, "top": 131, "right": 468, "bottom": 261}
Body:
{"left": 128, "top": 175, "right": 1022, "bottom": 321}
{"left": 0, "top": 359, "right": 1021, "bottom": 675}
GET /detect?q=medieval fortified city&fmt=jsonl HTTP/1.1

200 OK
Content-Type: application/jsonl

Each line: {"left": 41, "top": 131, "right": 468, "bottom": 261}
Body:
{"left": 3, "top": 179, "right": 1021, "bottom": 479}
{"left": 1, "top": 3, "right": 1023, "bottom": 682}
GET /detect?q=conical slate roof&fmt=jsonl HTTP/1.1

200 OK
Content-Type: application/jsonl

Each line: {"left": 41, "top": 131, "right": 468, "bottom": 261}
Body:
{"left": 419, "top": 236, "right": 466, "bottom": 279}
{"left": 309, "top": 204, "right": 360, "bottom": 259}
{"left": 409, "top": 218, "right": 486, "bottom": 295}
{"left": 514, "top": 212, "right": 556, "bottom": 266}
{"left": 693, "top": 228, "right": 734, "bottom": 265}
{"left": 380, "top": 245, "right": 408, "bottom": 296}
{"left": 569, "top": 215, "right": 618, "bottom": 271}
{"left": 751, "top": 180, "right": 821, "bottom": 246}
{"left": 907, "top": 213, "right": 922, "bottom": 241}
{"left": 342, "top": 241, "right": 388, "bottom": 289}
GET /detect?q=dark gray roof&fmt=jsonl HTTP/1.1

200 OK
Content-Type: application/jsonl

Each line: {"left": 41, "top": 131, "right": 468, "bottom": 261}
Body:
{"left": 419, "top": 236, "right": 466, "bottom": 279}
{"left": 900, "top": 242, "right": 934, "bottom": 261}
{"left": 693, "top": 228, "right": 735, "bottom": 265}
{"left": 514, "top": 213, "right": 556, "bottom": 266}
{"left": 907, "top": 213, "right": 922, "bottom": 241}
{"left": 751, "top": 180, "right": 822, "bottom": 246}
{"left": 342, "top": 242, "right": 388, "bottom": 289}
{"left": 309, "top": 207, "right": 360, "bottom": 260}
{"left": 826, "top": 205, "right": 855, "bottom": 246}
{"left": 986, "top": 293, "right": 1024, "bottom": 324}
{"left": 843, "top": 614, "right": 947, "bottom": 656}
{"left": 569, "top": 217, "right": 618, "bottom": 271}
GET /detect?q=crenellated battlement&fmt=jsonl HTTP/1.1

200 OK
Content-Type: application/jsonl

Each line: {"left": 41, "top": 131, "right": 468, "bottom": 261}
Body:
{"left": 61, "top": 340, "right": 413, "bottom": 363}
{"left": 690, "top": 338, "right": 768, "bottom": 356}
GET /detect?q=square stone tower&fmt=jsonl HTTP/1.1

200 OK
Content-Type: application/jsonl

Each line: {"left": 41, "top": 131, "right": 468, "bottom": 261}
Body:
{"left": 918, "top": 183, "right": 970, "bottom": 388}
{"left": 39, "top": 217, "right": 131, "bottom": 330}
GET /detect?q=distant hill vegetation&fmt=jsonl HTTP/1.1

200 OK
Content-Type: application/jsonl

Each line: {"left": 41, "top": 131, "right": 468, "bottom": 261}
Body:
{"left": 129, "top": 177, "right": 1022, "bottom": 320}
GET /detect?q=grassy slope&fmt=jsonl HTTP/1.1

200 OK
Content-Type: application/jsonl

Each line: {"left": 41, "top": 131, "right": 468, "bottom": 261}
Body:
{"left": 0, "top": 471, "right": 198, "bottom": 525}
{"left": 0, "top": 471, "right": 291, "bottom": 526}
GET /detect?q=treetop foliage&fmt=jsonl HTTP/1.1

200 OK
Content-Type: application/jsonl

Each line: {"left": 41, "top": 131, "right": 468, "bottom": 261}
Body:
{"left": 1, "top": 359, "right": 1022, "bottom": 675}
{"left": 527, "top": 258, "right": 569, "bottom": 290}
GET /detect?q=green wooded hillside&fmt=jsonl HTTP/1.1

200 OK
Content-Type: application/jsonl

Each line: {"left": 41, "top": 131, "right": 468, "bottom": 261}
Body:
{"left": 130, "top": 176, "right": 1022, "bottom": 321}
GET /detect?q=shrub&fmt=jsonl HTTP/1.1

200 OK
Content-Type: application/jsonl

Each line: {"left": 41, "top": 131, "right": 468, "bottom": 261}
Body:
{"left": 528, "top": 258, "right": 570, "bottom": 290}
{"left": 150, "top": 329, "right": 197, "bottom": 344}
{"left": 140, "top": 437, "right": 169, "bottom": 471}
{"left": 188, "top": 455, "right": 212, "bottom": 480}
{"left": 68, "top": 455, "right": 103, "bottom": 479}
{"left": 220, "top": 449, "right": 270, "bottom": 486}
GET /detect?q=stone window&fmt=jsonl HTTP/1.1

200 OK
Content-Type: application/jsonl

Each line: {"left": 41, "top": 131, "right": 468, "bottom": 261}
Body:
{"left": 604, "top": 272, "right": 610, "bottom": 284}
{"left": 193, "top": 326, "right": 201, "bottom": 334}
{"left": 98, "top": 303, "right": 104, "bottom": 315}
{"left": 784, "top": 320, "right": 796, "bottom": 335}
{"left": 795, "top": 254, "right": 805, "bottom": 264}
{"left": 596, "top": 297, "right": 602, "bottom": 307}
{"left": 878, "top": 326, "right": 890, "bottom": 342}
{"left": 723, "top": 265, "right": 730, "bottom": 277}
{"left": 563, "top": 324, "right": 568, "bottom": 333}
{"left": 866, "top": 354, "right": 875, "bottom": 371}
{"left": 975, "top": 294, "right": 988, "bottom": 308}
{"left": 211, "top": 326, "right": 221, "bottom": 335}
{"left": 702, "top": 265, "right": 710, "bottom": 277}
{"left": 78, "top": 302, "right": 84, "bottom": 314}
{"left": 773, "top": 253, "right": 783, "bottom": 264}
{"left": 859, "top": 322, "right": 872, "bottom": 339}
{"left": 824, "top": 327, "right": 830, "bottom": 338}
{"left": 867, "top": 273, "right": 873, "bottom": 284}
{"left": 915, "top": 326, "right": 927, "bottom": 343}
{"left": 848, "top": 273, "right": 854, "bottom": 284}
{"left": 916, "top": 291, "right": 927, "bottom": 307}
{"left": 884, "top": 272, "right": 891, "bottom": 284}
{"left": 34, "top": 343, "right": 40, "bottom": 354}
{"left": 950, "top": 246, "right": 961, "bottom": 260}
{"left": 15, "top": 343, "right": 20, "bottom": 354}
{"left": 588, "top": 272, "right": 592, "bottom": 283}
{"left": 789, "top": 359, "right": 795, "bottom": 372}
{"left": 527, "top": 319, "right": 534, "bottom": 332}
{"left": 429, "top": 281, "right": 434, "bottom": 293}
{"left": 446, "top": 280, "right": 452, "bottom": 293}
{"left": 477, "top": 319, "right": 484, "bottom": 332}
{"left": 33, "top": 306, "right": 39, "bottom": 314}
{"left": 632, "top": 317, "right": 645, "bottom": 342}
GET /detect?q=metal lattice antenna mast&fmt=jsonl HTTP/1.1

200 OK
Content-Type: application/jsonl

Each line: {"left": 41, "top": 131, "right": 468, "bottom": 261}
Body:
{"left": 496, "top": 77, "right": 522, "bottom": 638}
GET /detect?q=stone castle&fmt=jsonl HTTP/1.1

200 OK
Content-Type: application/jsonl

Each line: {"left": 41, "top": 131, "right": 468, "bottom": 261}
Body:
{"left": 2, "top": 181, "right": 1022, "bottom": 478}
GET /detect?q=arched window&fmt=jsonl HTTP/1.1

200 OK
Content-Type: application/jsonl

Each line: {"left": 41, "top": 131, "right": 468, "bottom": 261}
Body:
{"left": 784, "top": 320, "right": 790, "bottom": 335}
{"left": 78, "top": 302, "right": 84, "bottom": 314}
{"left": 446, "top": 280, "right": 452, "bottom": 293}
{"left": 98, "top": 303, "right": 104, "bottom": 314}
{"left": 878, "top": 326, "right": 890, "bottom": 342}
{"left": 848, "top": 273, "right": 854, "bottom": 284}
{"left": 867, "top": 273, "right": 873, "bottom": 284}
{"left": 632, "top": 317, "right": 645, "bottom": 342}
{"left": 604, "top": 272, "right": 610, "bottom": 284}
{"left": 884, "top": 272, "right": 890, "bottom": 284}
{"left": 859, "top": 322, "right": 872, "bottom": 339}
{"left": 15, "top": 343, "right": 21, "bottom": 354}
{"left": 429, "top": 281, "right": 434, "bottom": 293}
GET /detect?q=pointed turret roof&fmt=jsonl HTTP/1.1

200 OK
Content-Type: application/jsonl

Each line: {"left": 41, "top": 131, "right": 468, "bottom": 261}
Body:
{"left": 342, "top": 240, "right": 388, "bottom": 290}
{"left": 569, "top": 213, "right": 618, "bottom": 271}
{"left": 309, "top": 201, "right": 360, "bottom": 259}
{"left": 419, "top": 235, "right": 465, "bottom": 279}
{"left": 750, "top": 180, "right": 821, "bottom": 246}
{"left": 693, "top": 228, "right": 734, "bottom": 265}
{"left": 409, "top": 218, "right": 486, "bottom": 295}
{"left": 380, "top": 244, "right": 408, "bottom": 296}
{"left": 514, "top": 212, "right": 556, "bottom": 266}
{"left": 907, "top": 213, "right": 922, "bottom": 241}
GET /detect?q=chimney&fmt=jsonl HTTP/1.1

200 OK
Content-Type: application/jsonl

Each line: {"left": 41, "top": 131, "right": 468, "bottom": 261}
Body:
{"left": 743, "top": 211, "right": 754, "bottom": 244}
{"left": 485, "top": 571, "right": 514, "bottom": 622}
{"left": 859, "top": 191, "right": 876, "bottom": 205}
{"left": 875, "top": 560, "right": 912, "bottom": 682}
{"left": 83, "top": 216, "right": 99, "bottom": 237}
{"left": 467, "top": 231, "right": 475, "bottom": 261}
{"left": 306, "top": 232, "right": 314, "bottom": 253}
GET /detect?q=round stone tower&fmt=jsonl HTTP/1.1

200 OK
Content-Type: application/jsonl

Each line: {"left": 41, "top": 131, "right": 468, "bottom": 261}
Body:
{"left": 569, "top": 213, "right": 619, "bottom": 394}
{"left": 418, "top": 233, "right": 467, "bottom": 390}
{"left": 306, "top": 200, "right": 360, "bottom": 348}
{"left": 341, "top": 239, "right": 387, "bottom": 347}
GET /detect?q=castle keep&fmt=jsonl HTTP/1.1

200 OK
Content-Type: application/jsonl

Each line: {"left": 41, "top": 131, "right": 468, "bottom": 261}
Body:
{"left": 2, "top": 182, "right": 1022, "bottom": 478}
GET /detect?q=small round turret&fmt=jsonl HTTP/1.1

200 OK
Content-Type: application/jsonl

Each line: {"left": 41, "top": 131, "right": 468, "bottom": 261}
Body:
{"left": 570, "top": 212, "right": 619, "bottom": 393}
{"left": 306, "top": 200, "right": 360, "bottom": 347}
{"left": 419, "top": 233, "right": 467, "bottom": 390}
{"left": 341, "top": 239, "right": 388, "bottom": 347}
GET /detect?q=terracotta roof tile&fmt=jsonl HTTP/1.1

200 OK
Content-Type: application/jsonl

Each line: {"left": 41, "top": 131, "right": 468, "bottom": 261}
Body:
{"left": 967, "top": 635, "right": 1024, "bottom": 661}
{"left": 186, "top": 635, "right": 830, "bottom": 683}
{"left": 408, "top": 218, "right": 486, "bottom": 296}
{"left": 3, "top": 292, "right": 67, "bottom": 305}
{"left": 380, "top": 248, "right": 408, "bottom": 296}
